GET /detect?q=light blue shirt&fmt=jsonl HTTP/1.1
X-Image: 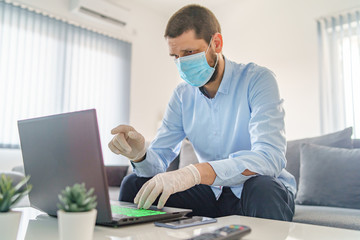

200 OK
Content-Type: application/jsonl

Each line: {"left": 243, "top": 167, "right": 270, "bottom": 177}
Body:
{"left": 132, "top": 57, "right": 297, "bottom": 200}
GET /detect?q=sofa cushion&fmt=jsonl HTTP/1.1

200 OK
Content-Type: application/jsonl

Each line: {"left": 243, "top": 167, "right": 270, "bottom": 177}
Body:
{"left": 296, "top": 143, "right": 360, "bottom": 209}
{"left": 353, "top": 139, "right": 360, "bottom": 148}
{"left": 294, "top": 205, "right": 360, "bottom": 230}
{"left": 105, "top": 166, "right": 129, "bottom": 187}
{"left": 108, "top": 186, "right": 121, "bottom": 201}
{"left": 12, "top": 165, "right": 25, "bottom": 174}
{"left": 179, "top": 139, "right": 198, "bottom": 169}
{"left": 285, "top": 127, "right": 353, "bottom": 189}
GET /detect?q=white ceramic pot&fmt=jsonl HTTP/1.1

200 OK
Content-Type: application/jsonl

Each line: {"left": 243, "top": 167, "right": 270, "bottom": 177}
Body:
{"left": 57, "top": 209, "right": 97, "bottom": 240}
{"left": 0, "top": 210, "right": 22, "bottom": 240}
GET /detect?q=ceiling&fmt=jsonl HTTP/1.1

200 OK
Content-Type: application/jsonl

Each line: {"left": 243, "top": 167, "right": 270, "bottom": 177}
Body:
{"left": 112, "top": 0, "right": 235, "bottom": 18}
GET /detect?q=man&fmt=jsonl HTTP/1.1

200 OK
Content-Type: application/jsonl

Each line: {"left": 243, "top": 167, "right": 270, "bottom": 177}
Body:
{"left": 108, "top": 4, "right": 296, "bottom": 221}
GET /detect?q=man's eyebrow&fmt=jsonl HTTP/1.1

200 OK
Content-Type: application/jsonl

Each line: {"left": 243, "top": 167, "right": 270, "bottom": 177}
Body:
{"left": 169, "top": 49, "right": 198, "bottom": 56}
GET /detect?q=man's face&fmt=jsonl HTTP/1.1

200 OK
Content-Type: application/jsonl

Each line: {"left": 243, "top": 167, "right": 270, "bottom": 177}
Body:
{"left": 167, "top": 30, "right": 218, "bottom": 70}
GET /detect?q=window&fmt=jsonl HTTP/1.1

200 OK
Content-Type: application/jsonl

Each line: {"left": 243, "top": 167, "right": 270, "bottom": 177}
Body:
{"left": 0, "top": 2, "right": 131, "bottom": 164}
{"left": 342, "top": 26, "right": 360, "bottom": 138}
{"left": 318, "top": 10, "right": 360, "bottom": 138}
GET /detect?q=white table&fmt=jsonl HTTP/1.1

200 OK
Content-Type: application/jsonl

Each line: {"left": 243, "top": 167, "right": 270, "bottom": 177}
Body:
{"left": 14, "top": 207, "right": 360, "bottom": 240}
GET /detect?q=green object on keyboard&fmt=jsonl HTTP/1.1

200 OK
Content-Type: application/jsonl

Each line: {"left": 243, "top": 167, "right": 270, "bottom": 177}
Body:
{"left": 111, "top": 205, "right": 166, "bottom": 217}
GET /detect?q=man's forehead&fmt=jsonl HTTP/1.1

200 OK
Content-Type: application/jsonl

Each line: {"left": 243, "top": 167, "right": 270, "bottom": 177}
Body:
{"left": 167, "top": 30, "right": 207, "bottom": 49}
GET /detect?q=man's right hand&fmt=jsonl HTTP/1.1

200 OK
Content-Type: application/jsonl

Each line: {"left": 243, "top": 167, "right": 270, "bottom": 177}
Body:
{"left": 108, "top": 125, "right": 146, "bottom": 162}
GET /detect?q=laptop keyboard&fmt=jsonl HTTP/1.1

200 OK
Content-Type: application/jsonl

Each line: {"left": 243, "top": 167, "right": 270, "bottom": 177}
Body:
{"left": 111, "top": 205, "right": 166, "bottom": 217}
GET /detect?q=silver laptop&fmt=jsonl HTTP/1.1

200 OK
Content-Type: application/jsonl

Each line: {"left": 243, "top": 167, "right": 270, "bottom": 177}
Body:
{"left": 17, "top": 109, "right": 191, "bottom": 227}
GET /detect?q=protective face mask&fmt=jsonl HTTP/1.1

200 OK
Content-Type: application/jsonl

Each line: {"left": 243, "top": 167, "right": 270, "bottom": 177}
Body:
{"left": 174, "top": 38, "right": 218, "bottom": 87}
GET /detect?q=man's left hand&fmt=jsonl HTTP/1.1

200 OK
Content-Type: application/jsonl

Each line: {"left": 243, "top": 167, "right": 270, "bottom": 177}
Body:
{"left": 134, "top": 164, "right": 201, "bottom": 209}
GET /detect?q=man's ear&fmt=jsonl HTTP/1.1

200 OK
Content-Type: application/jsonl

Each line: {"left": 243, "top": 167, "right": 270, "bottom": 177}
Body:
{"left": 213, "top": 33, "right": 223, "bottom": 53}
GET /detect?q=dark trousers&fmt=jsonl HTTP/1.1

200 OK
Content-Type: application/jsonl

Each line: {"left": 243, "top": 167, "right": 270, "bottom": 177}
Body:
{"left": 119, "top": 173, "right": 295, "bottom": 221}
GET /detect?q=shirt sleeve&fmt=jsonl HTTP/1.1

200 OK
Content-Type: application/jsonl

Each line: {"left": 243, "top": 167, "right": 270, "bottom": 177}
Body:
{"left": 131, "top": 86, "right": 186, "bottom": 177}
{"left": 208, "top": 68, "right": 287, "bottom": 186}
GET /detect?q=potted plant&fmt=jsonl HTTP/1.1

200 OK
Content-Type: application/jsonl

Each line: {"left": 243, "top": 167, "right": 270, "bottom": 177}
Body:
{"left": 0, "top": 174, "right": 32, "bottom": 240}
{"left": 57, "top": 183, "right": 97, "bottom": 240}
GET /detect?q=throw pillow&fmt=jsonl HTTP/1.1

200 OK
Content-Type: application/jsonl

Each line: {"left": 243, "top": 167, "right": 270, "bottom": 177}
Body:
{"left": 179, "top": 139, "right": 199, "bottom": 169}
{"left": 285, "top": 127, "right": 353, "bottom": 188}
{"left": 295, "top": 143, "right": 360, "bottom": 209}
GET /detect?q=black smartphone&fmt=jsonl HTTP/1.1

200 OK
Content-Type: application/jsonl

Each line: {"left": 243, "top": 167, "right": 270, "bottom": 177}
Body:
{"left": 154, "top": 216, "right": 217, "bottom": 229}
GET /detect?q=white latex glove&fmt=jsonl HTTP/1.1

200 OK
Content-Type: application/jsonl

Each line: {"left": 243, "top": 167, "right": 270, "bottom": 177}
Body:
{"left": 134, "top": 164, "right": 201, "bottom": 209}
{"left": 108, "top": 125, "right": 146, "bottom": 162}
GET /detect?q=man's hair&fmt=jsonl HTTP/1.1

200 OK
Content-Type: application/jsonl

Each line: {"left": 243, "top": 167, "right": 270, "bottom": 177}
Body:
{"left": 164, "top": 5, "right": 221, "bottom": 44}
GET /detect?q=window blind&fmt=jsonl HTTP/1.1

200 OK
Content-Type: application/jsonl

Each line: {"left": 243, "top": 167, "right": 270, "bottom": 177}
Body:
{"left": 0, "top": 1, "right": 131, "bottom": 164}
{"left": 318, "top": 10, "right": 360, "bottom": 138}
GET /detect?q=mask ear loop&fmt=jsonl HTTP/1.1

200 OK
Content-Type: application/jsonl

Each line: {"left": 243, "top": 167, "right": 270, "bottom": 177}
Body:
{"left": 205, "top": 36, "right": 213, "bottom": 54}
{"left": 205, "top": 36, "right": 218, "bottom": 69}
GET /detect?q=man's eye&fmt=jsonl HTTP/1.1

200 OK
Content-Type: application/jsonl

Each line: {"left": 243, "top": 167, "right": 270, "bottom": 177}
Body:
{"left": 186, "top": 50, "right": 194, "bottom": 54}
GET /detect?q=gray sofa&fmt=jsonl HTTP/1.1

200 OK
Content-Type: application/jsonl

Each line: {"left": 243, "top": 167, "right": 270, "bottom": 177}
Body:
{"left": 285, "top": 128, "right": 360, "bottom": 230}
{"left": 4, "top": 128, "right": 360, "bottom": 230}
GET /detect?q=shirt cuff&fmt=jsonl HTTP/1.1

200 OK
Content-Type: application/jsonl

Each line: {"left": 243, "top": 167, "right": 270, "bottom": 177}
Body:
{"left": 209, "top": 159, "right": 252, "bottom": 186}
{"left": 131, "top": 150, "right": 166, "bottom": 177}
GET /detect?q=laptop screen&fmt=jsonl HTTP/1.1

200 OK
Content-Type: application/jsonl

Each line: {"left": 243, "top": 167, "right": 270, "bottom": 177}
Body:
{"left": 18, "top": 109, "right": 113, "bottom": 223}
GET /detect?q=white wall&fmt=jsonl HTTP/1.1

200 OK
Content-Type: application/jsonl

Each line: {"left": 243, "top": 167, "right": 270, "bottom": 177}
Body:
{"left": 215, "top": 0, "right": 359, "bottom": 140}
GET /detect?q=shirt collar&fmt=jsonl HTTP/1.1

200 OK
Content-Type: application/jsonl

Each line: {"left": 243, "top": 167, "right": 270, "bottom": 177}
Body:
{"left": 216, "top": 56, "right": 232, "bottom": 95}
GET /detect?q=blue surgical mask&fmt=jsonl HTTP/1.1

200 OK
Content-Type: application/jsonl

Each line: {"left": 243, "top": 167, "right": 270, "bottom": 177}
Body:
{"left": 174, "top": 38, "right": 218, "bottom": 87}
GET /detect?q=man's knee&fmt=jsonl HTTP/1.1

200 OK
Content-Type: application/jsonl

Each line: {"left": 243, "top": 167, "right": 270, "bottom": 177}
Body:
{"left": 119, "top": 173, "right": 150, "bottom": 202}
{"left": 244, "top": 175, "right": 285, "bottom": 200}
{"left": 241, "top": 175, "right": 294, "bottom": 221}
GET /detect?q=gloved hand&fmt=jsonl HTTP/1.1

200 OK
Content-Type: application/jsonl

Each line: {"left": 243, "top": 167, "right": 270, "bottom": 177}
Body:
{"left": 134, "top": 164, "right": 201, "bottom": 209}
{"left": 108, "top": 125, "right": 146, "bottom": 162}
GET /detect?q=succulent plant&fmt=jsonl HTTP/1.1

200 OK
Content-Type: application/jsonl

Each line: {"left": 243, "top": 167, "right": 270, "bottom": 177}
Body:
{"left": 57, "top": 183, "right": 97, "bottom": 212}
{"left": 0, "top": 174, "right": 32, "bottom": 212}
